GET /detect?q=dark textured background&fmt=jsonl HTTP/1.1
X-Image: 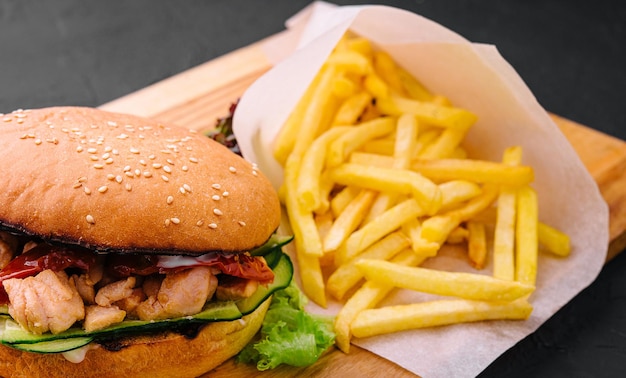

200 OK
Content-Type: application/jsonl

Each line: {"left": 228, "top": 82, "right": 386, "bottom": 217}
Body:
{"left": 1, "top": 1, "right": 625, "bottom": 376}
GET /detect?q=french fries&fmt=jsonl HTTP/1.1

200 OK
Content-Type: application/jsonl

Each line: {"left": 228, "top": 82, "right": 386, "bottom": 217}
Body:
{"left": 272, "top": 33, "right": 571, "bottom": 351}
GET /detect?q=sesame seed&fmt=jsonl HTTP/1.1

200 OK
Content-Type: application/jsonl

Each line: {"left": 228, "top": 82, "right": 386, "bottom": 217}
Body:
{"left": 130, "top": 147, "right": 140, "bottom": 154}
{"left": 105, "top": 158, "right": 114, "bottom": 164}
{"left": 228, "top": 166, "right": 237, "bottom": 173}
{"left": 238, "top": 221, "right": 246, "bottom": 227}
{"left": 90, "top": 156, "right": 99, "bottom": 161}
{"left": 208, "top": 223, "right": 218, "bottom": 229}
{"left": 189, "top": 157, "right": 198, "bottom": 163}
{"left": 84, "top": 187, "right": 92, "bottom": 195}
{"left": 148, "top": 154, "right": 156, "bottom": 160}
{"left": 166, "top": 196, "right": 174, "bottom": 204}
{"left": 107, "top": 121, "right": 118, "bottom": 127}
{"left": 211, "top": 184, "right": 221, "bottom": 190}
{"left": 179, "top": 187, "right": 186, "bottom": 194}
{"left": 196, "top": 220, "right": 204, "bottom": 227}
{"left": 213, "top": 208, "right": 223, "bottom": 216}
{"left": 86, "top": 215, "right": 95, "bottom": 224}
{"left": 143, "top": 171, "right": 153, "bottom": 178}
{"left": 112, "top": 149, "right": 119, "bottom": 155}
{"left": 167, "top": 159, "right": 174, "bottom": 165}
{"left": 134, "top": 169, "right": 141, "bottom": 176}
{"left": 212, "top": 195, "right": 220, "bottom": 201}
{"left": 102, "top": 153, "right": 110, "bottom": 160}
{"left": 125, "top": 183, "right": 132, "bottom": 191}
{"left": 123, "top": 166, "right": 131, "bottom": 172}
{"left": 252, "top": 170, "right": 258, "bottom": 176}
{"left": 183, "top": 184, "right": 192, "bottom": 192}
{"left": 115, "top": 175, "right": 123, "bottom": 183}
{"left": 222, "top": 191, "right": 229, "bottom": 197}
{"left": 125, "top": 171, "right": 134, "bottom": 178}
{"left": 73, "top": 182, "right": 82, "bottom": 189}
{"left": 98, "top": 186, "right": 108, "bottom": 193}
{"left": 87, "top": 148, "right": 97, "bottom": 154}
{"left": 161, "top": 175, "right": 169, "bottom": 182}
{"left": 182, "top": 165, "right": 189, "bottom": 172}
{"left": 3, "top": 118, "right": 11, "bottom": 122}
{"left": 139, "top": 159, "right": 146, "bottom": 166}
{"left": 93, "top": 164, "right": 104, "bottom": 169}
{"left": 165, "top": 219, "right": 171, "bottom": 227}
{"left": 170, "top": 217, "right": 180, "bottom": 224}
{"left": 152, "top": 163, "right": 162, "bottom": 169}
{"left": 34, "top": 139, "right": 42, "bottom": 145}
{"left": 163, "top": 165, "right": 172, "bottom": 173}
{"left": 78, "top": 176, "right": 87, "bottom": 183}
{"left": 104, "top": 146, "right": 113, "bottom": 152}
{"left": 106, "top": 174, "right": 116, "bottom": 181}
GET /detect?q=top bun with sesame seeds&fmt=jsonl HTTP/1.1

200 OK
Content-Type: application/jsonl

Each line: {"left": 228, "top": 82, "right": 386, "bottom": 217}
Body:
{"left": 0, "top": 106, "right": 281, "bottom": 254}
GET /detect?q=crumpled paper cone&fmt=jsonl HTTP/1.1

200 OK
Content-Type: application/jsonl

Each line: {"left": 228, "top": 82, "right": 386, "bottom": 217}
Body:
{"left": 233, "top": 3, "right": 609, "bottom": 377}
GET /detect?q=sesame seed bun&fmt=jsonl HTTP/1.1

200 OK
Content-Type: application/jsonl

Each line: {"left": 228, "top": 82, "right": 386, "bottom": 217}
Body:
{"left": 0, "top": 297, "right": 270, "bottom": 378}
{"left": 0, "top": 107, "right": 281, "bottom": 254}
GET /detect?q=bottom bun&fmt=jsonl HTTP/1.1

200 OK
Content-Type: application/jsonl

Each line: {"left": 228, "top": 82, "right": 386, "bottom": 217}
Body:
{"left": 0, "top": 298, "right": 270, "bottom": 378}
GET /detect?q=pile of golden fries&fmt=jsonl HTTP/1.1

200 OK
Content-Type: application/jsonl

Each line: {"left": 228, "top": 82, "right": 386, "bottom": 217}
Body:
{"left": 272, "top": 34, "right": 571, "bottom": 353}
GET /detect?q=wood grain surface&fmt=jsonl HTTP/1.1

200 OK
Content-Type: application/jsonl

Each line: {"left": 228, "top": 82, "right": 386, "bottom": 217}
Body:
{"left": 99, "top": 33, "right": 626, "bottom": 377}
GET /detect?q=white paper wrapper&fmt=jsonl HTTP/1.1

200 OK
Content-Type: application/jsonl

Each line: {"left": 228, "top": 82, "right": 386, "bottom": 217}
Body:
{"left": 233, "top": 3, "right": 609, "bottom": 377}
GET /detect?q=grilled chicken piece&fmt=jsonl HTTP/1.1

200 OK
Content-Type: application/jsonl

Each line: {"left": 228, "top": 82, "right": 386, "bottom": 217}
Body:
{"left": 136, "top": 266, "right": 217, "bottom": 321}
{"left": 83, "top": 305, "right": 126, "bottom": 332}
{"left": 3, "top": 270, "right": 84, "bottom": 334}
{"left": 95, "top": 277, "right": 136, "bottom": 307}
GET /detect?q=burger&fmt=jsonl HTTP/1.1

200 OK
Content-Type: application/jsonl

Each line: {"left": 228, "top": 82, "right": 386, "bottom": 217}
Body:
{"left": 0, "top": 106, "right": 294, "bottom": 377}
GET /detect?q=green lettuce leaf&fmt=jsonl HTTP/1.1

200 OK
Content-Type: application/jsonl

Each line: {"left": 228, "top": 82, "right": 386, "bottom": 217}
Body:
{"left": 237, "top": 281, "right": 335, "bottom": 370}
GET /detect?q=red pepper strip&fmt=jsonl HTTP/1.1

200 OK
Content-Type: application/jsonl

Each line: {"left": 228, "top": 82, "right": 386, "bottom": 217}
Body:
{"left": 0, "top": 244, "right": 97, "bottom": 304}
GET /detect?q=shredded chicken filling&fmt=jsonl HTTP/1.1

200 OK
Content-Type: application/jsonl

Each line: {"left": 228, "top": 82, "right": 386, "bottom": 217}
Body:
{"left": 0, "top": 234, "right": 261, "bottom": 335}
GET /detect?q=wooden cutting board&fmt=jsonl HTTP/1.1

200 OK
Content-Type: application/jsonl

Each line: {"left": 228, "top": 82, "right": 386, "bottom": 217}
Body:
{"left": 100, "top": 32, "right": 626, "bottom": 377}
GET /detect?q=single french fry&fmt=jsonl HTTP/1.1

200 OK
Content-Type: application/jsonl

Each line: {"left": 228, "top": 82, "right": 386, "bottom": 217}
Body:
{"left": 363, "top": 73, "right": 389, "bottom": 99}
{"left": 418, "top": 125, "right": 470, "bottom": 160}
{"left": 333, "top": 91, "right": 373, "bottom": 126}
{"left": 356, "top": 259, "right": 535, "bottom": 302}
{"left": 327, "top": 232, "right": 410, "bottom": 300}
{"left": 326, "top": 49, "right": 372, "bottom": 76}
{"left": 323, "top": 189, "right": 377, "bottom": 253}
{"left": 327, "top": 117, "right": 396, "bottom": 167}
{"left": 330, "top": 185, "right": 361, "bottom": 217}
{"left": 492, "top": 187, "right": 517, "bottom": 281}
{"left": 467, "top": 220, "right": 488, "bottom": 269}
{"left": 273, "top": 65, "right": 339, "bottom": 164}
{"left": 298, "top": 126, "right": 352, "bottom": 212}
{"left": 284, "top": 156, "right": 324, "bottom": 257}
{"left": 493, "top": 146, "right": 523, "bottom": 280}
{"left": 376, "top": 95, "right": 477, "bottom": 131}
{"left": 515, "top": 186, "right": 539, "bottom": 285}
{"left": 373, "top": 51, "right": 406, "bottom": 96}
{"left": 314, "top": 211, "right": 335, "bottom": 268}
{"left": 316, "top": 170, "right": 336, "bottom": 215}
{"left": 334, "top": 249, "right": 427, "bottom": 353}
{"left": 412, "top": 158, "right": 534, "bottom": 186}
{"left": 537, "top": 222, "right": 571, "bottom": 257}
{"left": 332, "top": 75, "right": 359, "bottom": 98}
{"left": 328, "top": 163, "right": 442, "bottom": 215}
{"left": 336, "top": 198, "right": 425, "bottom": 265}
{"left": 396, "top": 67, "right": 434, "bottom": 101}
{"left": 294, "top": 240, "right": 327, "bottom": 308}
{"left": 393, "top": 113, "right": 419, "bottom": 168}
{"left": 351, "top": 298, "right": 533, "bottom": 338}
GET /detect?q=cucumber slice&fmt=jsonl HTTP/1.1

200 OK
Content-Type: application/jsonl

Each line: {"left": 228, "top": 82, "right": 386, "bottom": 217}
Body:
{"left": 10, "top": 337, "right": 93, "bottom": 354}
{"left": 250, "top": 234, "right": 294, "bottom": 256}
{"left": 0, "top": 254, "right": 293, "bottom": 352}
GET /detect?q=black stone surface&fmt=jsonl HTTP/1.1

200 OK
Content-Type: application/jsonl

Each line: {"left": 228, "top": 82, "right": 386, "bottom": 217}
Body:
{"left": 1, "top": 1, "right": 624, "bottom": 377}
